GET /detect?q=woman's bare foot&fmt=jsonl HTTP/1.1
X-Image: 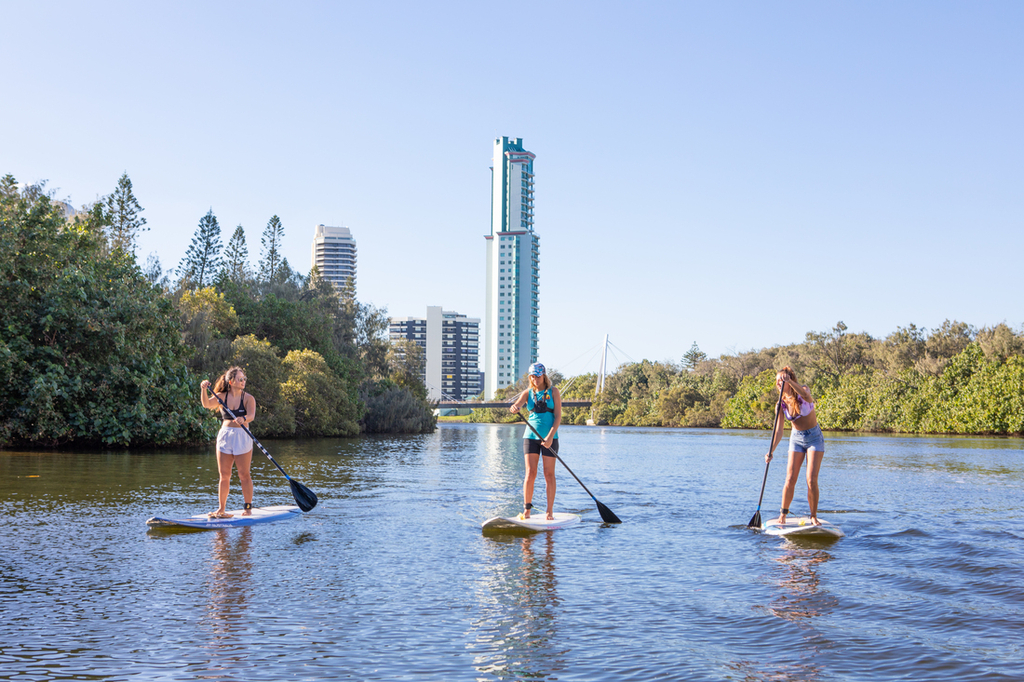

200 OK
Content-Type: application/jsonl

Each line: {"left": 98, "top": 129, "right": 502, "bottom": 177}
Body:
{"left": 809, "top": 516, "right": 822, "bottom": 526}
{"left": 523, "top": 505, "right": 532, "bottom": 519}
{"left": 546, "top": 511, "right": 554, "bottom": 521}
{"left": 779, "top": 513, "right": 788, "bottom": 525}
{"left": 208, "top": 510, "right": 233, "bottom": 519}
{"left": 242, "top": 507, "right": 252, "bottom": 517}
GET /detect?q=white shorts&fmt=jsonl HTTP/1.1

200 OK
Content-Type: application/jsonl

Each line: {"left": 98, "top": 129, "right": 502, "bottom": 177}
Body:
{"left": 216, "top": 425, "right": 253, "bottom": 455}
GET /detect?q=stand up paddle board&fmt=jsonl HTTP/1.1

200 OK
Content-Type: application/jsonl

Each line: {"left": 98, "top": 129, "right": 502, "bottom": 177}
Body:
{"left": 146, "top": 505, "right": 302, "bottom": 529}
{"left": 482, "top": 512, "right": 581, "bottom": 533}
{"left": 763, "top": 516, "right": 844, "bottom": 539}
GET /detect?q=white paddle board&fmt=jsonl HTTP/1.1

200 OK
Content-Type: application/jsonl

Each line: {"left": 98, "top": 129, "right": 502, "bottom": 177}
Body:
{"left": 146, "top": 505, "right": 302, "bottom": 529}
{"left": 482, "top": 512, "right": 581, "bottom": 532}
{"left": 763, "top": 516, "right": 844, "bottom": 538}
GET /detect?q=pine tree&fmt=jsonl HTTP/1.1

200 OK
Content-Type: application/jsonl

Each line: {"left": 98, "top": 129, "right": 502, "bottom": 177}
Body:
{"left": 105, "top": 172, "right": 148, "bottom": 253}
{"left": 220, "top": 224, "right": 252, "bottom": 285}
{"left": 258, "top": 215, "right": 285, "bottom": 285}
{"left": 177, "top": 209, "right": 223, "bottom": 288}
{"left": 683, "top": 342, "right": 707, "bottom": 370}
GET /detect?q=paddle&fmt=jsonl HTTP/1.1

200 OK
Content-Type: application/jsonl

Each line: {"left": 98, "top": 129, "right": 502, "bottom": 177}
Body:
{"left": 208, "top": 388, "right": 318, "bottom": 512}
{"left": 516, "top": 411, "right": 622, "bottom": 524}
{"left": 747, "top": 386, "right": 785, "bottom": 528}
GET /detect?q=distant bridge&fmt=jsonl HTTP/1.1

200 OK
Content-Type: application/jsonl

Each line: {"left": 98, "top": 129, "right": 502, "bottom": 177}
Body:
{"left": 435, "top": 400, "right": 592, "bottom": 409}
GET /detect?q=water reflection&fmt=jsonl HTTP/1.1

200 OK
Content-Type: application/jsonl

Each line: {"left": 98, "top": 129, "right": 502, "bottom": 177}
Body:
{"left": 470, "top": 532, "right": 566, "bottom": 680}
{"left": 767, "top": 545, "right": 837, "bottom": 623}
{"left": 198, "top": 527, "right": 253, "bottom": 677}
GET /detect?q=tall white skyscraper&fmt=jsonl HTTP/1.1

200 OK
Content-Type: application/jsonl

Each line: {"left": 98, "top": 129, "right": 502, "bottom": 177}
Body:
{"left": 484, "top": 136, "right": 538, "bottom": 398}
{"left": 311, "top": 224, "right": 357, "bottom": 293}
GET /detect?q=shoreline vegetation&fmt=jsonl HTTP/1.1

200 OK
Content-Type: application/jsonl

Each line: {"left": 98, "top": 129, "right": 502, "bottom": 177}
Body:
{"left": 4, "top": 174, "right": 1022, "bottom": 447}
{"left": 469, "top": 320, "right": 1024, "bottom": 437}
{"left": 1, "top": 174, "right": 435, "bottom": 449}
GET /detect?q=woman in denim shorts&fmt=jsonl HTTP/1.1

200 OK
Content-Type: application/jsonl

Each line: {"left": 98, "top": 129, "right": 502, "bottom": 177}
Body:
{"left": 765, "top": 366, "right": 825, "bottom": 526}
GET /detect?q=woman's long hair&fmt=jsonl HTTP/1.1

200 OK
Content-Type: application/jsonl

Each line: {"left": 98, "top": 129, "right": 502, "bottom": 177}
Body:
{"left": 213, "top": 366, "right": 246, "bottom": 395}
{"left": 779, "top": 366, "right": 800, "bottom": 417}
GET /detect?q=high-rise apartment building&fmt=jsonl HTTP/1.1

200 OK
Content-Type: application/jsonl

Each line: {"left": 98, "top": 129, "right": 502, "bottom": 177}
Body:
{"left": 390, "top": 306, "right": 481, "bottom": 401}
{"left": 484, "top": 137, "right": 538, "bottom": 398}
{"left": 311, "top": 224, "right": 357, "bottom": 293}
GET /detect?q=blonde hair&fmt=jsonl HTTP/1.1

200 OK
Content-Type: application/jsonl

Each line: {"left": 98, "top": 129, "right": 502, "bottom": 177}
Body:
{"left": 529, "top": 373, "right": 552, "bottom": 392}
{"left": 213, "top": 366, "right": 246, "bottom": 395}
{"left": 778, "top": 366, "right": 800, "bottom": 417}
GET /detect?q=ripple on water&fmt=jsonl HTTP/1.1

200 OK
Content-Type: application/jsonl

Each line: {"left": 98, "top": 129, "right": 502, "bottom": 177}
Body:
{"left": 1, "top": 428, "right": 1023, "bottom": 681}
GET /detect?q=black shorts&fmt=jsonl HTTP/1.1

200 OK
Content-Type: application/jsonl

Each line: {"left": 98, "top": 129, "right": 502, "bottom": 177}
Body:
{"left": 524, "top": 439, "right": 559, "bottom": 457}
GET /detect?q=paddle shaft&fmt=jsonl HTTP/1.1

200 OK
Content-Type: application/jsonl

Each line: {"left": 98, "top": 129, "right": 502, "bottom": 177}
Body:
{"left": 517, "top": 411, "right": 601, "bottom": 504}
{"left": 208, "top": 389, "right": 292, "bottom": 480}
{"left": 752, "top": 388, "right": 786, "bottom": 517}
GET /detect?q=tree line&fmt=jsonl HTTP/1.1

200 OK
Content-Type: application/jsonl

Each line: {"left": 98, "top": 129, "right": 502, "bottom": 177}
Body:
{"left": 469, "top": 320, "right": 1024, "bottom": 436}
{"left": 0, "top": 173, "right": 434, "bottom": 448}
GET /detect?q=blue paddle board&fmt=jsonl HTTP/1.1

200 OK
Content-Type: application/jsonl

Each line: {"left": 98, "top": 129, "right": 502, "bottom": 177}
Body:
{"left": 146, "top": 505, "right": 302, "bottom": 529}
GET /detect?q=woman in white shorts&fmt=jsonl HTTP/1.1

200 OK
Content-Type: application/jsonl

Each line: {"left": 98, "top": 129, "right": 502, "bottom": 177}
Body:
{"left": 200, "top": 367, "right": 257, "bottom": 518}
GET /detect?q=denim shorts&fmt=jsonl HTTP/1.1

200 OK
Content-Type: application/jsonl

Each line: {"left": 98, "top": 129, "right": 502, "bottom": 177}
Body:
{"left": 789, "top": 424, "right": 825, "bottom": 454}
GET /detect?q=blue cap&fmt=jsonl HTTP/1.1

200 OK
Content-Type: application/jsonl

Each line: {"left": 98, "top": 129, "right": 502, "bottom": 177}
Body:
{"left": 528, "top": 362, "right": 546, "bottom": 377}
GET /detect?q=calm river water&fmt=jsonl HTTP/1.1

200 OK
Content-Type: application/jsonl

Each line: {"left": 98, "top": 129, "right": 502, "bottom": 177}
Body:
{"left": 1, "top": 424, "right": 1022, "bottom": 681}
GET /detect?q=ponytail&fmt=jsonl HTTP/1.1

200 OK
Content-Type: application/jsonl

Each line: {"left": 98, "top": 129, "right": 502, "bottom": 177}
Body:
{"left": 213, "top": 366, "right": 245, "bottom": 394}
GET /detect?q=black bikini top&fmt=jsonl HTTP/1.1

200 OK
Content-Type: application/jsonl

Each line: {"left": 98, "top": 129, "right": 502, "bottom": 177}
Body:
{"left": 219, "top": 392, "right": 249, "bottom": 420}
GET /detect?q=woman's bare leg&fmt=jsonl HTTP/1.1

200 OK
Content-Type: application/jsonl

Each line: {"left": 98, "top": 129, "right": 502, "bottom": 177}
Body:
{"left": 211, "top": 450, "right": 234, "bottom": 517}
{"left": 236, "top": 450, "right": 254, "bottom": 515}
{"left": 541, "top": 454, "right": 557, "bottom": 520}
{"left": 780, "top": 451, "right": 805, "bottom": 525}
{"left": 805, "top": 450, "right": 824, "bottom": 525}
{"left": 523, "top": 451, "right": 540, "bottom": 518}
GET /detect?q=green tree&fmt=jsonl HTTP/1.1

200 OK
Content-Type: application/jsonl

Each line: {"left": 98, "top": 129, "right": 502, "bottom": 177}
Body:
{"left": 105, "top": 172, "right": 148, "bottom": 253}
{"left": 360, "top": 381, "right": 437, "bottom": 434}
{"left": 0, "top": 175, "right": 211, "bottom": 447}
{"left": 682, "top": 342, "right": 707, "bottom": 370}
{"left": 178, "top": 209, "right": 222, "bottom": 288}
{"left": 874, "top": 324, "right": 926, "bottom": 374}
{"left": 917, "top": 319, "right": 975, "bottom": 375}
{"left": 258, "top": 215, "right": 285, "bottom": 285}
{"left": 226, "top": 334, "right": 296, "bottom": 437}
{"left": 177, "top": 287, "right": 238, "bottom": 372}
{"left": 220, "top": 224, "right": 252, "bottom": 286}
{"left": 387, "top": 339, "right": 427, "bottom": 401}
{"left": 976, "top": 323, "right": 1024, "bottom": 363}
{"left": 281, "top": 349, "right": 361, "bottom": 437}
{"left": 721, "top": 369, "right": 778, "bottom": 429}
{"left": 805, "top": 321, "right": 872, "bottom": 384}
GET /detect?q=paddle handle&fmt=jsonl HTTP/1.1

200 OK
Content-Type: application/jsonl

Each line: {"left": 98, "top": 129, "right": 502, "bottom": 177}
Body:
{"left": 207, "top": 388, "right": 291, "bottom": 480}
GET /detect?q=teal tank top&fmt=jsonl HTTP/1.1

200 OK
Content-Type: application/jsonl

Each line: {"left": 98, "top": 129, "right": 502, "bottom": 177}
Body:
{"left": 524, "top": 389, "right": 559, "bottom": 440}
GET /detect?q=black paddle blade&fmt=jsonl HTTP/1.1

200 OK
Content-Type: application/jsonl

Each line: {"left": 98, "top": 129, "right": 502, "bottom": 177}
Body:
{"left": 290, "top": 479, "right": 318, "bottom": 512}
{"left": 748, "top": 510, "right": 762, "bottom": 529}
{"left": 597, "top": 500, "right": 622, "bottom": 524}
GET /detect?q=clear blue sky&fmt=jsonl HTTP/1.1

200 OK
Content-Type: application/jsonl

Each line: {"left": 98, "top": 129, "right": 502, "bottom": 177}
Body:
{"left": 4, "top": 2, "right": 1022, "bottom": 377}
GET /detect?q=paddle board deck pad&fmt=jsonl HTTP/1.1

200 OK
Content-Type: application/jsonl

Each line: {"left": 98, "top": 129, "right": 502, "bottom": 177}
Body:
{"left": 146, "top": 505, "right": 302, "bottom": 529}
{"left": 482, "top": 512, "right": 581, "bottom": 532}
{"left": 763, "top": 517, "right": 844, "bottom": 538}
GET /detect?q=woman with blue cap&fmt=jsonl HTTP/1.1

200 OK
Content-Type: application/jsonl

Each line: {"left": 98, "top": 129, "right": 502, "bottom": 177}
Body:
{"left": 509, "top": 362, "right": 563, "bottom": 520}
